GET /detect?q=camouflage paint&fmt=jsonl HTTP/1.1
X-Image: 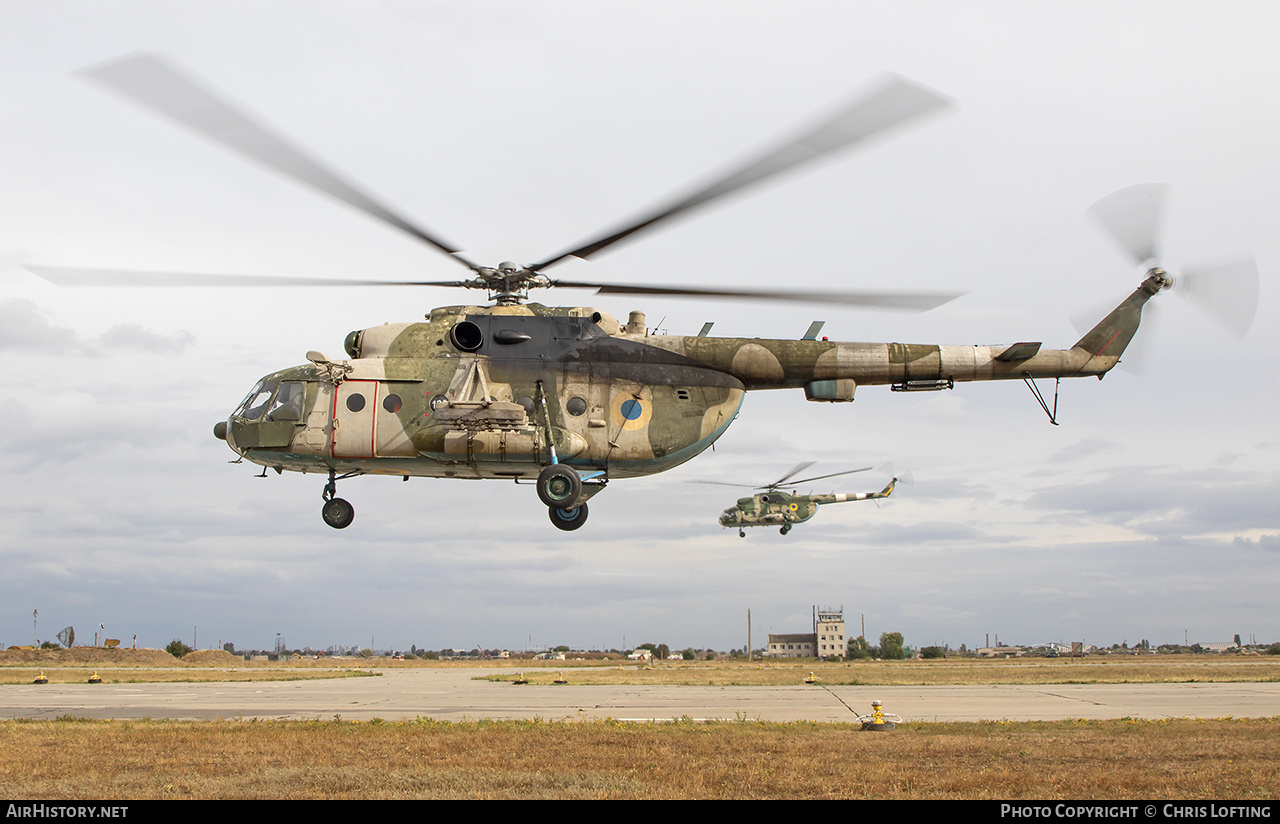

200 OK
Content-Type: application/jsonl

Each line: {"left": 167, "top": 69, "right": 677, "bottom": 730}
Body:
{"left": 219, "top": 273, "right": 1163, "bottom": 501}
{"left": 719, "top": 479, "right": 898, "bottom": 534}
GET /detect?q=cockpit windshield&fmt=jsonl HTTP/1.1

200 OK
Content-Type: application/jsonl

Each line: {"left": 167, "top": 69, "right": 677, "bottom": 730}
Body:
{"left": 236, "top": 380, "right": 276, "bottom": 421}
{"left": 267, "top": 381, "right": 305, "bottom": 421}
{"left": 234, "top": 380, "right": 305, "bottom": 422}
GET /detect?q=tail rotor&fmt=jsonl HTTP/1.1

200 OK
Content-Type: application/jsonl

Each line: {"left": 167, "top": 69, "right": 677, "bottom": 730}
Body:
{"left": 1088, "top": 184, "right": 1258, "bottom": 338}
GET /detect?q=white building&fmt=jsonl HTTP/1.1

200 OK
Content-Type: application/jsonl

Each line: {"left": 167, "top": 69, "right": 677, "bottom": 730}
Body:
{"left": 766, "top": 607, "right": 847, "bottom": 660}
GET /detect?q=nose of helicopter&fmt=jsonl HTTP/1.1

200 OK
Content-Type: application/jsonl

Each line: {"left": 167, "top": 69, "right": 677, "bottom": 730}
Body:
{"left": 213, "top": 418, "right": 244, "bottom": 456}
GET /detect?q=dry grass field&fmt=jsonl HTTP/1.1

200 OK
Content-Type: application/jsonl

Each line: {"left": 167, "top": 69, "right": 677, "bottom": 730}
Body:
{"left": 6, "top": 647, "right": 1277, "bottom": 686}
{"left": 1, "top": 716, "right": 1276, "bottom": 799}
{"left": 0, "top": 667, "right": 377, "bottom": 685}
{"left": 483, "top": 656, "right": 1280, "bottom": 686}
{"left": 3, "top": 651, "right": 1277, "bottom": 799}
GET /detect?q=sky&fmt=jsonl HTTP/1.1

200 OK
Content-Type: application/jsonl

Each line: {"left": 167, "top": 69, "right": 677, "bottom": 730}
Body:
{"left": 1, "top": 1, "right": 1277, "bottom": 655}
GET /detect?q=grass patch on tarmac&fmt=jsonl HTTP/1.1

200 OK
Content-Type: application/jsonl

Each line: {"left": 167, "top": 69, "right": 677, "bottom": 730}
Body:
{"left": 1, "top": 716, "right": 1276, "bottom": 799}
{"left": 481, "top": 656, "right": 1280, "bottom": 686}
{"left": 0, "top": 668, "right": 378, "bottom": 685}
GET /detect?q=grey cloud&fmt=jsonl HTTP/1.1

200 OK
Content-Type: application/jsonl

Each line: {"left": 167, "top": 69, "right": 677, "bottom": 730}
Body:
{"left": 0, "top": 300, "right": 194, "bottom": 355}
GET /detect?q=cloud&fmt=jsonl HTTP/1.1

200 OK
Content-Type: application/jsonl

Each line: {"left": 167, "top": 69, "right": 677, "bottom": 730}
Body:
{"left": 1235, "top": 534, "right": 1280, "bottom": 553}
{"left": 0, "top": 300, "right": 83, "bottom": 353}
{"left": 97, "top": 323, "right": 194, "bottom": 353}
{"left": 0, "top": 300, "right": 194, "bottom": 355}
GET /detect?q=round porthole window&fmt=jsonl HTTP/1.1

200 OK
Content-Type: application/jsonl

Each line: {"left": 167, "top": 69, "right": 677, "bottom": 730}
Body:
{"left": 383, "top": 394, "right": 402, "bottom": 413}
{"left": 566, "top": 397, "right": 587, "bottom": 416}
{"left": 346, "top": 394, "right": 366, "bottom": 413}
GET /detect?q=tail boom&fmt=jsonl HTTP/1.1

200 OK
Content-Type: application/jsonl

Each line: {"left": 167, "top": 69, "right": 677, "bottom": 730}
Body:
{"left": 660, "top": 273, "right": 1167, "bottom": 391}
{"left": 813, "top": 478, "right": 896, "bottom": 505}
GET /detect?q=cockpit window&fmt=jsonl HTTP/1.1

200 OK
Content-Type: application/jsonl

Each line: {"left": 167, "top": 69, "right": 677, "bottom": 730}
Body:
{"left": 236, "top": 380, "right": 277, "bottom": 421}
{"left": 267, "top": 382, "right": 305, "bottom": 421}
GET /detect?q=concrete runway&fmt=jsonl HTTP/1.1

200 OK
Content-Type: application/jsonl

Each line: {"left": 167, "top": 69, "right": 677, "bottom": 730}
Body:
{"left": 3, "top": 668, "right": 1278, "bottom": 722}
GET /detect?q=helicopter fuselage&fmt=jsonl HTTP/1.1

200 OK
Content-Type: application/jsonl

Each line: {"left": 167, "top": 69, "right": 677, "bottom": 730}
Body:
{"left": 221, "top": 300, "right": 1120, "bottom": 479}
{"left": 222, "top": 304, "right": 747, "bottom": 484}
{"left": 719, "top": 480, "right": 897, "bottom": 536}
{"left": 219, "top": 272, "right": 1162, "bottom": 529}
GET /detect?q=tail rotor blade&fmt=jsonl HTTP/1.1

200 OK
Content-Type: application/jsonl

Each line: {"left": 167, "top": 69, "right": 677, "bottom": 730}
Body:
{"left": 1088, "top": 183, "right": 1169, "bottom": 266}
{"left": 876, "top": 463, "right": 913, "bottom": 485}
{"left": 1179, "top": 256, "right": 1259, "bottom": 337}
{"left": 1115, "top": 300, "right": 1161, "bottom": 375}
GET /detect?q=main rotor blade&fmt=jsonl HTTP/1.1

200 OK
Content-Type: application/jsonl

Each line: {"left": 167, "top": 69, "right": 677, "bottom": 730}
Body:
{"left": 25, "top": 265, "right": 468, "bottom": 289}
{"left": 788, "top": 466, "right": 873, "bottom": 486}
{"left": 769, "top": 461, "right": 818, "bottom": 488}
{"left": 81, "top": 53, "right": 478, "bottom": 271}
{"left": 690, "top": 480, "right": 760, "bottom": 489}
{"left": 529, "top": 74, "right": 952, "bottom": 271}
{"left": 1180, "top": 256, "right": 1259, "bottom": 337}
{"left": 1088, "top": 183, "right": 1168, "bottom": 265}
{"left": 551, "top": 280, "right": 962, "bottom": 311}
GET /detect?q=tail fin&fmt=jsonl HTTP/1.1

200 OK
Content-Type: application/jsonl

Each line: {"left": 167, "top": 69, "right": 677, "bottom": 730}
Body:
{"left": 1072, "top": 270, "right": 1169, "bottom": 364}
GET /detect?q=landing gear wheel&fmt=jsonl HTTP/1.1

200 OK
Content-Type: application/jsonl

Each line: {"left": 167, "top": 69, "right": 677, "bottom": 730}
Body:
{"left": 322, "top": 497, "right": 355, "bottom": 529}
{"left": 739, "top": 530, "right": 746, "bottom": 538}
{"left": 537, "top": 464, "right": 582, "bottom": 509}
{"left": 780, "top": 525, "right": 791, "bottom": 535}
{"left": 548, "top": 502, "right": 589, "bottom": 531}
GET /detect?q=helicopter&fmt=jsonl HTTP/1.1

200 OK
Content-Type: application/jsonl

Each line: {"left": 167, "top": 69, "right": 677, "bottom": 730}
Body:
{"left": 705, "top": 462, "right": 900, "bottom": 536}
{"left": 27, "top": 54, "right": 1258, "bottom": 533}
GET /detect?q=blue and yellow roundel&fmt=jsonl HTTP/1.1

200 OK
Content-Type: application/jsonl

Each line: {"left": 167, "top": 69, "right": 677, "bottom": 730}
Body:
{"left": 610, "top": 392, "right": 653, "bottom": 431}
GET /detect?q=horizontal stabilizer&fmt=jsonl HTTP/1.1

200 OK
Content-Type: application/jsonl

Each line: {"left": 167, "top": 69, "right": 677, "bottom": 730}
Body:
{"left": 995, "top": 341, "right": 1042, "bottom": 362}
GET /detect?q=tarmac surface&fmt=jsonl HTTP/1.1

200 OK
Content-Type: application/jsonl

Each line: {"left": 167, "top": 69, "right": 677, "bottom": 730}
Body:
{"left": 3, "top": 668, "right": 1279, "bottom": 722}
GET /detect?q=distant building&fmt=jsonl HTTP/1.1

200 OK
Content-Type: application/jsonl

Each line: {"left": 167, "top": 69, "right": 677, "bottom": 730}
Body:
{"left": 978, "top": 646, "right": 1024, "bottom": 658}
{"left": 815, "top": 608, "right": 846, "bottom": 659}
{"left": 766, "top": 607, "right": 846, "bottom": 660}
{"left": 767, "top": 634, "right": 816, "bottom": 658}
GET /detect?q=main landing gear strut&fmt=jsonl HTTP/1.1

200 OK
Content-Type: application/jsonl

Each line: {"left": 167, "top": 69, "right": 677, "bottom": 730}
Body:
{"left": 320, "top": 469, "right": 358, "bottom": 529}
{"left": 536, "top": 464, "right": 605, "bottom": 531}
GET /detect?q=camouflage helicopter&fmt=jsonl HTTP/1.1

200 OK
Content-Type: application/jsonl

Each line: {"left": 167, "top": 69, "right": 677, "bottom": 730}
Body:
{"left": 28, "top": 55, "right": 1257, "bottom": 533}
{"left": 705, "top": 462, "right": 899, "bottom": 536}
